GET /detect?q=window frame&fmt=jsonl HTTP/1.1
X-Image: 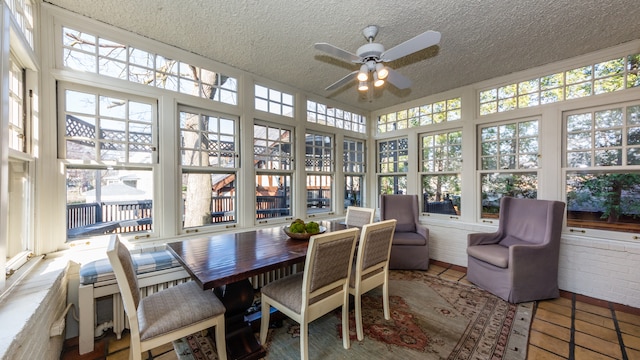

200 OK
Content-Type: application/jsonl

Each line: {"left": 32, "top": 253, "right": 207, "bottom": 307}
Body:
{"left": 420, "top": 128, "right": 463, "bottom": 216}
{"left": 563, "top": 101, "right": 640, "bottom": 234}
{"left": 304, "top": 131, "right": 334, "bottom": 215}
{"left": 254, "top": 120, "right": 294, "bottom": 223}
{"left": 477, "top": 118, "right": 540, "bottom": 219}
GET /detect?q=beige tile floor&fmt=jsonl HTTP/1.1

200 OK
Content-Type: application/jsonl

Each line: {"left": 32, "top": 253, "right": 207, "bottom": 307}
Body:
{"left": 61, "top": 262, "right": 640, "bottom": 360}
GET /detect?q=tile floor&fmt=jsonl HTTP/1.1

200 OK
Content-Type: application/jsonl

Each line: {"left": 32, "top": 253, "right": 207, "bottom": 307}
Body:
{"left": 60, "top": 262, "right": 640, "bottom": 360}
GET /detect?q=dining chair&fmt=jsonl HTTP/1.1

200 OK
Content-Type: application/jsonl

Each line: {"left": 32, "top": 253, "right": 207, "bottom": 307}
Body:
{"left": 259, "top": 227, "right": 359, "bottom": 360}
{"left": 345, "top": 206, "right": 376, "bottom": 228}
{"left": 106, "top": 235, "right": 227, "bottom": 360}
{"left": 349, "top": 219, "right": 397, "bottom": 341}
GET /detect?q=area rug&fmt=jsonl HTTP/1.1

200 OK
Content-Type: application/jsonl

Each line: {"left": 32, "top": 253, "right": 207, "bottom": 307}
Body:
{"left": 173, "top": 271, "right": 533, "bottom": 359}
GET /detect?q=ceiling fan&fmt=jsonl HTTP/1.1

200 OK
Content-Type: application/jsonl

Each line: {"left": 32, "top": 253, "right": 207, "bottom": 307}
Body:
{"left": 315, "top": 25, "right": 441, "bottom": 92}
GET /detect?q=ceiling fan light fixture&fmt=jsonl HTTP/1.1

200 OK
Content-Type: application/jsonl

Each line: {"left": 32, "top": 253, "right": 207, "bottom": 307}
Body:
{"left": 358, "top": 81, "right": 369, "bottom": 91}
{"left": 357, "top": 64, "right": 369, "bottom": 81}
{"left": 373, "top": 72, "right": 385, "bottom": 87}
{"left": 376, "top": 63, "right": 389, "bottom": 79}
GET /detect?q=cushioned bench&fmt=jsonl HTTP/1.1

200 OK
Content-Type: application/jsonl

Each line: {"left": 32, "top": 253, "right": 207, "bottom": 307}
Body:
{"left": 78, "top": 248, "right": 190, "bottom": 355}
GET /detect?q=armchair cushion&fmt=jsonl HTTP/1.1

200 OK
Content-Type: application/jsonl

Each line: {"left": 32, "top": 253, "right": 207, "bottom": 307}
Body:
{"left": 467, "top": 244, "right": 509, "bottom": 268}
{"left": 392, "top": 231, "right": 428, "bottom": 246}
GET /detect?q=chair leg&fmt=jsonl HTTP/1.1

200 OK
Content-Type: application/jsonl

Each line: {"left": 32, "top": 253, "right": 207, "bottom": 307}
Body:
{"left": 342, "top": 300, "right": 351, "bottom": 349}
{"left": 382, "top": 279, "right": 390, "bottom": 320}
{"left": 354, "top": 292, "right": 364, "bottom": 341}
{"left": 215, "top": 318, "right": 227, "bottom": 360}
{"left": 300, "top": 321, "right": 309, "bottom": 360}
{"left": 259, "top": 298, "right": 271, "bottom": 345}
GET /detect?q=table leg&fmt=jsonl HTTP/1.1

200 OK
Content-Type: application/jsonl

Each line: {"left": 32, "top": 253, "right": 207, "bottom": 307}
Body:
{"left": 214, "top": 280, "right": 267, "bottom": 360}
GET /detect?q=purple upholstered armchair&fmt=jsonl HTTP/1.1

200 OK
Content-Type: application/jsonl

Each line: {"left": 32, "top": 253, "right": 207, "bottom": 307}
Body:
{"left": 467, "top": 197, "right": 565, "bottom": 303}
{"left": 379, "top": 194, "right": 429, "bottom": 270}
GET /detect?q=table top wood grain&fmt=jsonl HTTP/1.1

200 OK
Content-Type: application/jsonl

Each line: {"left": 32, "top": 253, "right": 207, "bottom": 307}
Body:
{"left": 166, "top": 220, "right": 352, "bottom": 289}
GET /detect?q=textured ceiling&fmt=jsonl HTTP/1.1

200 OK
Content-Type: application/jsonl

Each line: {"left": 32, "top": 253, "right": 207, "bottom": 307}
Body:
{"left": 43, "top": 0, "right": 640, "bottom": 112}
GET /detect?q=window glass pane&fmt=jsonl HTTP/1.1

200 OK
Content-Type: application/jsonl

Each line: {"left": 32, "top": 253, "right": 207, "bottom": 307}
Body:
{"left": 305, "top": 133, "right": 333, "bottom": 172}
{"left": 254, "top": 123, "right": 293, "bottom": 170}
{"left": 66, "top": 168, "right": 153, "bottom": 240}
{"left": 8, "top": 160, "right": 30, "bottom": 257}
{"left": 378, "top": 175, "right": 407, "bottom": 195}
{"left": 306, "top": 175, "right": 332, "bottom": 214}
{"left": 480, "top": 173, "right": 538, "bottom": 218}
{"left": 256, "top": 174, "right": 291, "bottom": 220}
{"left": 566, "top": 171, "right": 640, "bottom": 233}
{"left": 344, "top": 175, "right": 363, "bottom": 208}
{"left": 63, "top": 88, "right": 155, "bottom": 164}
{"left": 422, "top": 174, "right": 461, "bottom": 215}
{"left": 182, "top": 173, "right": 236, "bottom": 228}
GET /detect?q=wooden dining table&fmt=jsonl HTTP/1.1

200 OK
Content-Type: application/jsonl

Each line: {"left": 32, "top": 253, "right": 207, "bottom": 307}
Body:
{"left": 166, "top": 220, "right": 351, "bottom": 360}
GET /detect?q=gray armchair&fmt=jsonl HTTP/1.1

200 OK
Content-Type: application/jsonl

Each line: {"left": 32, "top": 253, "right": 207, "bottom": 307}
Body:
{"left": 466, "top": 197, "right": 565, "bottom": 303}
{"left": 379, "top": 194, "right": 429, "bottom": 270}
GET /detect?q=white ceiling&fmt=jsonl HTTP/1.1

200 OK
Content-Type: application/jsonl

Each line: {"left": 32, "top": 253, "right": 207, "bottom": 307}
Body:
{"left": 43, "top": 0, "right": 640, "bottom": 112}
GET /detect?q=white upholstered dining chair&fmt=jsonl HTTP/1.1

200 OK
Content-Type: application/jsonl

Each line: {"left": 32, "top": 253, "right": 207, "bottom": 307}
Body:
{"left": 349, "top": 219, "right": 397, "bottom": 340}
{"left": 259, "top": 227, "right": 359, "bottom": 360}
{"left": 106, "top": 235, "right": 227, "bottom": 360}
{"left": 345, "top": 206, "right": 376, "bottom": 228}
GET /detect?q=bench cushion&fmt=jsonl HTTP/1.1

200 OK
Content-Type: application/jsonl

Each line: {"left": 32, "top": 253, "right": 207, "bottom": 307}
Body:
{"left": 80, "top": 249, "right": 182, "bottom": 285}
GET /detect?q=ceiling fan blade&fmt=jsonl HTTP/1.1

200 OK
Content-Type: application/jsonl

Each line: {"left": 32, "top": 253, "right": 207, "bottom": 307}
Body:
{"left": 380, "top": 30, "right": 441, "bottom": 62}
{"left": 315, "top": 43, "right": 362, "bottom": 63}
{"left": 325, "top": 70, "right": 358, "bottom": 91}
{"left": 385, "top": 68, "right": 412, "bottom": 89}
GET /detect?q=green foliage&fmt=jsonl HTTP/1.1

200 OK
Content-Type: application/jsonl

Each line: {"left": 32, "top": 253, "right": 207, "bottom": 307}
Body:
{"left": 305, "top": 221, "right": 320, "bottom": 234}
{"left": 289, "top": 222, "right": 306, "bottom": 233}
{"left": 568, "top": 172, "right": 640, "bottom": 222}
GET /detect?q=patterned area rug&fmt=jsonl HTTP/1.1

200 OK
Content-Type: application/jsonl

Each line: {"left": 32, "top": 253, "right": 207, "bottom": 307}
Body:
{"left": 173, "top": 271, "right": 533, "bottom": 359}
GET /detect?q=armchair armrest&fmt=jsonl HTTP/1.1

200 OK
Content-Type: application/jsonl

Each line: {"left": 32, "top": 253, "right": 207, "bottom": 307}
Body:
{"left": 468, "top": 231, "right": 501, "bottom": 246}
{"left": 416, "top": 223, "right": 429, "bottom": 240}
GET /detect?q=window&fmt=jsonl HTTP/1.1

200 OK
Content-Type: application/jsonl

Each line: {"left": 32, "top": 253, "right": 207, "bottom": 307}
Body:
{"left": 8, "top": 54, "right": 26, "bottom": 152}
{"left": 305, "top": 133, "right": 333, "bottom": 214}
{"left": 255, "top": 84, "right": 293, "bottom": 117}
{"left": 479, "top": 119, "right": 539, "bottom": 217}
{"left": 60, "top": 84, "right": 157, "bottom": 240}
{"left": 5, "top": 0, "right": 34, "bottom": 48}
{"left": 5, "top": 53, "right": 33, "bottom": 279}
{"left": 343, "top": 138, "right": 366, "bottom": 208}
{"left": 564, "top": 103, "right": 640, "bottom": 233}
{"left": 377, "top": 97, "right": 461, "bottom": 133}
{"left": 377, "top": 137, "right": 408, "bottom": 195}
{"left": 480, "top": 54, "right": 640, "bottom": 116}
{"left": 421, "top": 130, "right": 462, "bottom": 215}
{"left": 61, "top": 27, "right": 238, "bottom": 105}
{"left": 180, "top": 107, "right": 239, "bottom": 229}
{"left": 254, "top": 122, "right": 293, "bottom": 221}
{"left": 307, "top": 100, "right": 367, "bottom": 133}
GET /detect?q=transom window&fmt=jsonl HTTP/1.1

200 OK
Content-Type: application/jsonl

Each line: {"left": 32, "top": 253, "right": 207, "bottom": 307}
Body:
{"left": 480, "top": 54, "right": 640, "bottom": 116}
{"left": 377, "top": 97, "right": 461, "bottom": 133}
{"left": 61, "top": 27, "right": 238, "bottom": 105}
{"left": 255, "top": 84, "right": 293, "bottom": 117}
{"left": 307, "top": 100, "right": 367, "bottom": 134}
